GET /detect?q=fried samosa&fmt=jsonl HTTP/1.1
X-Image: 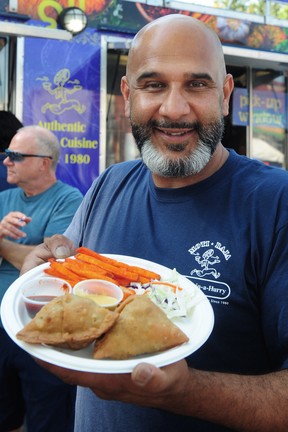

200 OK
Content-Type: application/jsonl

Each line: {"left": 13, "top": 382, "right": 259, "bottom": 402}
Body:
{"left": 93, "top": 295, "right": 189, "bottom": 360}
{"left": 16, "top": 294, "right": 119, "bottom": 350}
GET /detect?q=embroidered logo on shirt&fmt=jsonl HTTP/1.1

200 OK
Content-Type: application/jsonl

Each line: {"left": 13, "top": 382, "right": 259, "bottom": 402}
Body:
{"left": 186, "top": 240, "right": 231, "bottom": 304}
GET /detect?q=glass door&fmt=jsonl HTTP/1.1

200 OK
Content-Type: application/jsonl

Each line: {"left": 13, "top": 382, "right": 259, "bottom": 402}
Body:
{"left": 105, "top": 47, "right": 138, "bottom": 168}
{"left": 250, "top": 69, "right": 286, "bottom": 168}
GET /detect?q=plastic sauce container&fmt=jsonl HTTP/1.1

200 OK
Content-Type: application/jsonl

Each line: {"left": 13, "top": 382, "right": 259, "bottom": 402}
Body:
{"left": 21, "top": 276, "right": 72, "bottom": 318}
{"left": 73, "top": 279, "right": 123, "bottom": 308}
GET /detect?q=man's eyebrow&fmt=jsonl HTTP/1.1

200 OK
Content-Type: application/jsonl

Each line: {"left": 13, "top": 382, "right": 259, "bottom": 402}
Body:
{"left": 136, "top": 71, "right": 161, "bottom": 82}
{"left": 184, "top": 72, "right": 214, "bottom": 81}
{"left": 136, "top": 71, "right": 214, "bottom": 82}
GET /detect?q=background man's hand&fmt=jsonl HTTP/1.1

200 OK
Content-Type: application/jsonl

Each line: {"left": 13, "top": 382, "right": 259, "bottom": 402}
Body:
{"left": 0, "top": 212, "right": 32, "bottom": 240}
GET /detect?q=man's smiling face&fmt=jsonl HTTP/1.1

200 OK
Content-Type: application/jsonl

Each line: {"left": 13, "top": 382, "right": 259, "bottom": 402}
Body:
{"left": 121, "top": 16, "right": 233, "bottom": 178}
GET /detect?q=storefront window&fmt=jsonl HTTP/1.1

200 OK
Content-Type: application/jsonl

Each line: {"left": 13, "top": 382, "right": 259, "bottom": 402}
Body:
{"left": 251, "top": 69, "right": 286, "bottom": 168}
{"left": 106, "top": 49, "right": 138, "bottom": 167}
{"left": 224, "top": 65, "right": 247, "bottom": 155}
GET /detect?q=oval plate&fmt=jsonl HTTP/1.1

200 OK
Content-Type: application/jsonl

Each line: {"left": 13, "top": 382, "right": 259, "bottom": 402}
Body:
{"left": 1, "top": 255, "right": 214, "bottom": 373}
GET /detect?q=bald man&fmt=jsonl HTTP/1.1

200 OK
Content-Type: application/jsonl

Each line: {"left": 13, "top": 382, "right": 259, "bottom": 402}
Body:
{"left": 20, "top": 15, "right": 288, "bottom": 432}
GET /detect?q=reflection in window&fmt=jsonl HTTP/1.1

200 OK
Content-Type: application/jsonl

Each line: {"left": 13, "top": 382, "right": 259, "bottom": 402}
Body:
{"left": 251, "top": 69, "right": 286, "bottom": 168}
{"left": 106, "top": 50, "right": 139, "bottom": 167}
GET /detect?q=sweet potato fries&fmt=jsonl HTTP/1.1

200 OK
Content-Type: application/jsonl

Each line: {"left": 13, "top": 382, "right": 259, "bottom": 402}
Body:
{"left": 44, "top": 247, "right": 161, "bottom": 298}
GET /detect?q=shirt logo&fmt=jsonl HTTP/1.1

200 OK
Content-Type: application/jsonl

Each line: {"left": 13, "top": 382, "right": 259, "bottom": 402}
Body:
{"left": 186, "top": 240, "right": 231, "bottom": 304}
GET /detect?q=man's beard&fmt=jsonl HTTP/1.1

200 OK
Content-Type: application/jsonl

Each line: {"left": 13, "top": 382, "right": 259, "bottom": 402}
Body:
{"left": 131, "top": 118, "right": 225, "bottom": 177}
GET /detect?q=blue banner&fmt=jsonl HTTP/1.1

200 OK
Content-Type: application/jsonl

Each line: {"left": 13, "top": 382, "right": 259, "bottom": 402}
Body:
{"left": 22, "top": 29, "right": 101, "bottom": 195}
{"left": 232, "top": 87, "right": 287, "bottom": 129}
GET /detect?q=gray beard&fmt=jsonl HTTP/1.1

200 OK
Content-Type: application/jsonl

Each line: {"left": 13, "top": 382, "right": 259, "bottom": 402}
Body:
{"left": 140, "top": 139, "right": 213, "bottom": 177}
{"left": 132, "top": 118, "right": 224, "bottom": 178}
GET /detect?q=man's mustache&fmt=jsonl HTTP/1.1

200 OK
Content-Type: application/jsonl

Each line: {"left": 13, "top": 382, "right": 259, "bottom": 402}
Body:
{"left": 148, "top": 120, "right": 200, "bottom": 130}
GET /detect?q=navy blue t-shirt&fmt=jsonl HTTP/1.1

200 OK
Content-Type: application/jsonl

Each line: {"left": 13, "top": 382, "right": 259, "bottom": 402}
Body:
{"left": 66, "top": 150, "right": 288, "bottom": 431}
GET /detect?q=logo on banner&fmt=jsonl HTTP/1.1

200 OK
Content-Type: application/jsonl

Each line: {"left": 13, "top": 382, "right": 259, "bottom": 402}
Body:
{"left": 37, "top": 68, "right": 86, "bottom": 115}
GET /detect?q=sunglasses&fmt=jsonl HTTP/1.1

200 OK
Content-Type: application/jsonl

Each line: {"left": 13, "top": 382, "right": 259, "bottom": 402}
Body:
{"left": 5, "top": 149, "right": 53, "bottom": 162}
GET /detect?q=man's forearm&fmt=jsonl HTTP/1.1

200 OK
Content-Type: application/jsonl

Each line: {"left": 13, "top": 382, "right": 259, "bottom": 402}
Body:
{"left": 0, "top": 239, "right": 36, "bottom": 270}
{"left": 177, "top": 368, "right": 288, "bottom": 432}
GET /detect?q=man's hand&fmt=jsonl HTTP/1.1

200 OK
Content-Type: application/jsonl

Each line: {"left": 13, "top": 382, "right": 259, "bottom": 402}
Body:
{"left": 0, "top": 212, "right": 32, "bottom": 240}
{"left": 36, "top": 359, "right": 190, "bottom": 413}
{"left": 20, "top": 234, "right": 76, "bottom": 274}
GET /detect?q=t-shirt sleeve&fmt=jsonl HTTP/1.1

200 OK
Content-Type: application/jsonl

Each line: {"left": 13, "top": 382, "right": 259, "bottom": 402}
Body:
{"left": 260, "top": 222, "right": 288, "bottom": 370}
{"left": 64, "top": 183, "right": 96, "bottom": 246}
{"left": 44, "top": 187, "right": 83, "bottom": 237}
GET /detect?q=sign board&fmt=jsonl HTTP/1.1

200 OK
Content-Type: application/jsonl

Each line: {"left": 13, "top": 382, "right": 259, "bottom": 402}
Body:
{"left": 22, "top": 29, "right": 101, "bottom": 194}
{"left": 232, "top": 87, "right": 286, "bottom": 129}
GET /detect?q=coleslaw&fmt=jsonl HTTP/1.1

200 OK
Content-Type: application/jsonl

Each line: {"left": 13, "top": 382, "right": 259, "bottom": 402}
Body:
{"left": 130, "top": 269, "right": 202, "bottom": 319}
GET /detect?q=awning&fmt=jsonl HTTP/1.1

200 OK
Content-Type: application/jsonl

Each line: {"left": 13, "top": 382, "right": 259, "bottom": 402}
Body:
{"left": 0, "top": 21, "right": 72, "bottom": 40}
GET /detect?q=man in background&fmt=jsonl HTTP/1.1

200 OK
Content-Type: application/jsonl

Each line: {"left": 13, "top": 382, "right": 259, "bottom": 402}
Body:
{"left": 0, "top": 125, "right": 83, "bottom": 432}
{"left": 0, "top": 111, "right": 23, "bottom": 191}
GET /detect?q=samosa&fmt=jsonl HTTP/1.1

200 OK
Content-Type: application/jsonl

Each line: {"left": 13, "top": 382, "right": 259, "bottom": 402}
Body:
{"left": 93, "top": 295, "right": 189, "bottom": 360}
{"left": 16, "top": 294, "right": 119, "bottom": 350}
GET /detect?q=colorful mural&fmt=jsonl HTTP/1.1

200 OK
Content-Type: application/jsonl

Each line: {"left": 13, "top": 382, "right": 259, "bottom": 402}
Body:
{"left": 15, "top": 0, "right": 288, "bottom": 53}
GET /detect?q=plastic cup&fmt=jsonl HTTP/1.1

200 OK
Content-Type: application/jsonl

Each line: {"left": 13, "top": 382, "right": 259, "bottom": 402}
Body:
{"left": 73, "top": 279, "right": 123, "bottom": 308}
{"left": 21, "top": 276, "right": 72, "bottom": 318}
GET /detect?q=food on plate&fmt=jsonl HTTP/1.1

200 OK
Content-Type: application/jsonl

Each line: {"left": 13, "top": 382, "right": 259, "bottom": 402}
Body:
{"left": 44, "top": 246, "right": 160, "bottom": 288}
{"left": 16, "top": 254, "right": 193, "bottom": 360}
{"left": 73, "top": 279, "right": 123, "bottom": 308}
{"left": 146, "top": 280, "right": 202, "bottom": 319}
{"left": 44, "top": 247, "right": 161, "bottom": 288}
{"left": 130, "top": 268, "right": 203, "bottom": 319}
{"left": 21, "top": 276, "right": 72, "bottom": 318}
{"left": 93, "top": 295, "right": 189, "bottom": 360}
{"left": 16, "top": 294, "right": 119, "bottom": 350}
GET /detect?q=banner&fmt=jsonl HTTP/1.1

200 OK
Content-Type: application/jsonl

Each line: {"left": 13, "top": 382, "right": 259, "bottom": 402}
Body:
{"left": 22, "top": 28, "right": 101, "bottom": 195}
{"left": 232, "top": 87, "right": 287, "bottom": 129}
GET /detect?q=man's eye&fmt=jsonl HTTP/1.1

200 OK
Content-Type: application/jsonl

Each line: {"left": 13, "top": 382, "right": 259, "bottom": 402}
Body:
{"left": 145, "top": 82, "right": 165, "bottom": 89}
{"left": 189, "top": 81, "right": 206, "bottom": 88}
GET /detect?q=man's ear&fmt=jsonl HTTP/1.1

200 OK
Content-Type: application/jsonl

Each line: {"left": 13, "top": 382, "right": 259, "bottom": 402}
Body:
{"left": 222, "top": 73, "right": 234, "bottom": 117}
{"left": 41, "top": 157, "right": 52, "bottom": 171}
{"left": 121, "top": 76, "right": 131, "bottom": 119}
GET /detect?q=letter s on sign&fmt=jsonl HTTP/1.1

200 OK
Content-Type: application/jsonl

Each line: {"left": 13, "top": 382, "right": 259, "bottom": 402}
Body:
{"left": 38, "top": 0, "right": 63, "bottom": 29}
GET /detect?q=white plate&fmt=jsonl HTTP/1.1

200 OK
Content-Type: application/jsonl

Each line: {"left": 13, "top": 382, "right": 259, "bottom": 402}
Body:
{"left": 1, "top": 255, "right": 214, "bottom": 374}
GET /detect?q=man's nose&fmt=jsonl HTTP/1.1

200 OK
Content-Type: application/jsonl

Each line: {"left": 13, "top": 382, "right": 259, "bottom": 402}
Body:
{"left": 159, "top": 88, "right": 190, "bottom": 120}
{"left": 3, "top": 156, "right": 12, "bottom": 166}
